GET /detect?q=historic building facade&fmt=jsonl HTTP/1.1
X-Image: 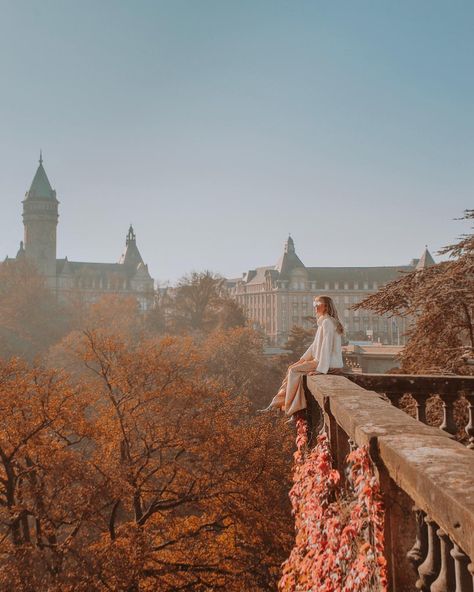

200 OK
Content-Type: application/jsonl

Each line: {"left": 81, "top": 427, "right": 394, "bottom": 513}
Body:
{"left": 4, "top": 155, "right": 154, "bottom": 309}
{"left": 227, "top": 236, "right": 435, "bottom": 345}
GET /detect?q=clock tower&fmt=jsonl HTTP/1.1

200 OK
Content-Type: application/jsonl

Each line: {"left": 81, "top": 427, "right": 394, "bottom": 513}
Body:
{"left": 22, "top": 152, "right": 59, "bottom": 285}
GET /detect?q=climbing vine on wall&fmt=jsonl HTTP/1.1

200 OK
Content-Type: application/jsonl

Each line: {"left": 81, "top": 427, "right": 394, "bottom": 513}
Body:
{"left": 279, "top": 417, "right": 388, "bottom": 592}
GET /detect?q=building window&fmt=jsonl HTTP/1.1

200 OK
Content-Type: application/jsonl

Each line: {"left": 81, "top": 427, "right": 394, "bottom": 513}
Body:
{"left": 334, "top": 282, "right": 339, "bottom": 290}
{"left": 324, "top": 282, "right": 329, "bottom": 290}
{"left": 354, "top": 282, "right": 359, "bottom": 290}
{"left": 344, "top": 282, "right": 349, "bottom": 290}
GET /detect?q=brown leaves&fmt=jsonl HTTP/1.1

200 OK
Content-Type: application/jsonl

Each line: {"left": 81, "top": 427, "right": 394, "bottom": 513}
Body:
{"left": 355, "top": 211, "right": 474, "bottom": 374}
{"left": 0, "top": 328, "right": 293, "bottom": 591}
{"left": 0, "top": 260, "right": 72, "bottom": 360}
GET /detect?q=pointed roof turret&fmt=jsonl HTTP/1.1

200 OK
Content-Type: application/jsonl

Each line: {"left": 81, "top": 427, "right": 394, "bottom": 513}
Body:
{"left": 119, "top": 224, "right": 145, "bottom": 269}
{"left": 416, "top": 246, "right": 435, "bottom": 270}
{"left": 275, "top": 235, "right": 305, "bottom": 276}
{"left": 285, "top": 234, "right": 295, "bottom": 254}
{"left": 24, "top": 152, "right": 57, "bottom": 201}
{"left": 16, "top": 241, "right": 25, "bottom": 259}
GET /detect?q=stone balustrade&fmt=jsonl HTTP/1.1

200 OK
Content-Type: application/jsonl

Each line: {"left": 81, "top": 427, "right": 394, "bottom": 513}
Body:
{"left": 304, "top": 374, "right": 474, "bottom": 591}
{"left": 345, "top": 373, "right": 474, "bottom": 448}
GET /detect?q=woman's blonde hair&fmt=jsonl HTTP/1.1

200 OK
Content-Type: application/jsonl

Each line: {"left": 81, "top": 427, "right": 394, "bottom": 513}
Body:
{"left": 315, "top": 295, "right": 344, "bottom": 335}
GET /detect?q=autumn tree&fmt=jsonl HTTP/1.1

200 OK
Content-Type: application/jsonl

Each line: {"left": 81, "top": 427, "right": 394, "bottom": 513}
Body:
{"left": 0, "top": 358, "right": 99, "bottom": 591}
{"left": 202, "top": 326, "right": 282, "bottom": 409}
{"left": 0, "top": 259, "right": 72, "bottom": 360}
{"left": 354, "top": 210, "right": 474, "bottom": 374}
{"left": 163, "top": 271, "right": 246, "bottom": 334}
{"left": 281, "top": 326, "right": 314, "bottom": 367}
{"left": 0, "top": 330, "right": 293, "bottom": 591}
{"left": 144, "top": 284, "right": 170, "bottom": 334}
{"left": 71, "top": 293, "right": 146, "bottom": 340}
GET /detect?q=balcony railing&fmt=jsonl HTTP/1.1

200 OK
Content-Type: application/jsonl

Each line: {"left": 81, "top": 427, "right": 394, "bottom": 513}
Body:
{"left": 303, "top": 373, "right": 474, "bottom": 591}
{"left": 346, "top": 373, "right": 474, "bottom": 448}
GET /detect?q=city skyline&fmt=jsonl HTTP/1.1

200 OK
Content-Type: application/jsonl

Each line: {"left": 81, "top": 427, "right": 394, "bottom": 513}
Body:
{"left": 1, "top": 1, "right": 473, "bottom": 282}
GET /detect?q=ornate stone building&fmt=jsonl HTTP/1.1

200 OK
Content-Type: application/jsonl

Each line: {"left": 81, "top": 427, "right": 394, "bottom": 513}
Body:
{"left": 227, "top": 236, "right": 435, "bottom": 345}
{"left": 5, "top": 155, "right": 154, "bottom": 309}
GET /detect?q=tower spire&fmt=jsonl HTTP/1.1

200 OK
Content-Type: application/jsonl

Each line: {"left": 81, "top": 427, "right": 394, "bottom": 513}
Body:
{"left": 22, "top": 155, "right": 59, "bottom": 281}
{"left": 126, "top": 224, "right": 136, "bottom": 245}
{"left": 120, "top": 224, "right": 143, "bottom": 267}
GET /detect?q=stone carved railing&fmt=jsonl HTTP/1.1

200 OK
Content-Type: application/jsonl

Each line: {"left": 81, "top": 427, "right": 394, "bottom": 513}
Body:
{"left": 304, "top": 375, "right": 474, "bottom": 592}
{"left": 346, "top": 374, "right": 474, "bottom": 449}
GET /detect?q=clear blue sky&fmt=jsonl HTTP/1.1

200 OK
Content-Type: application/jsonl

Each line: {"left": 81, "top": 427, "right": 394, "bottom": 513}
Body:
{"left": 1, "top": 0, "right": 473, "bottom": 283}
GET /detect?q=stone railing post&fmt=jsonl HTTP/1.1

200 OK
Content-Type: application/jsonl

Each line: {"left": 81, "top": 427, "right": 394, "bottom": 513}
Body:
{"left": 439, "top": 394, "right": 458, "bottom": 435}
{"left": 431, "top": 528, "right": 455, "bottom": 592}
{"left": 417, "top": 517, "right": 441, "bottom": 591}
{"left": 465, "top": 393, "right": 474, "bottom": 450}
{"left": 450, "top": 545, "right": 473, "bottom": 592}
{"left": 407, "top": 508, "right": 428, "bottom": 576}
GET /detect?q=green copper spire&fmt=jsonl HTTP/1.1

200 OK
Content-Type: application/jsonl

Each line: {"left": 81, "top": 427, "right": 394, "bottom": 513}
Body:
{"left": 25, "top": 152, "right": 57, "bottom": 200}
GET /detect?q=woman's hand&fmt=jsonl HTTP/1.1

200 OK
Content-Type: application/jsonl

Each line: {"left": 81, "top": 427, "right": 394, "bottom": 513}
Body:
{"left": 290, "top": 359, "right": 305, "bottom": 368}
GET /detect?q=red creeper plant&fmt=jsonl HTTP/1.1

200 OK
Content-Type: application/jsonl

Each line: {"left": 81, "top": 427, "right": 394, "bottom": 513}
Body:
{"left": 279, "top": 417, "right": 388, "bottom": 592}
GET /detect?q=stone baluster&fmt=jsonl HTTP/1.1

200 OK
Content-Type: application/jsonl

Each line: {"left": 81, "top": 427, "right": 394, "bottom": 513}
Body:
{"left": 385, "top": 391, "right": 404, "bottom": 408}
{"left": 468, "top": 563, "right": 474, "bottom": 590}
{"left": 439, "top": 394, "right": 457, "bottom": 435}
{"left": 450, "top": 544, "right": 473, "bottom": 592}
{"left": 413, "top": 394, "right": 429, "bottom": 424}
{"left": 416, "top": 517, "right": 441, "bottom": 591}
{"left": 465, "top": 393, "right": 474, "bottom": 450}
{"left": 407, "top": 508, "right": 428, "bottom": 576}
{"left": 431, "top": 528, "right": 455, "bottom": 592}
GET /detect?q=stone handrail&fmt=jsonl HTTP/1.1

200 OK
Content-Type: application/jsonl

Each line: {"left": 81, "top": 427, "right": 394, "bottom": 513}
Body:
{"left": 305, "top": 374, "right": 474, "bottom": 591}
{"left": 346, "top": 373, "right": 474, "bottom": 447}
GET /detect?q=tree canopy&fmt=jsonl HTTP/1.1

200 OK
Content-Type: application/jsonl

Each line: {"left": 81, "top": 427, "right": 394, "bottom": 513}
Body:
{"left": 159, "top": 271, "right": 246, "bottom": 334}
{"left": 355, "top": 210, "right": 474, "bottom": 374}
{"left": 0, "top": 330, "right": 293, "bottom": 591}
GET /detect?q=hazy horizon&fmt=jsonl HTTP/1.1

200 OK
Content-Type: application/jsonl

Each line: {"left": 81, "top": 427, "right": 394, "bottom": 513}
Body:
{"left": 1, "top": 1, "right": 473, "bottom": 283}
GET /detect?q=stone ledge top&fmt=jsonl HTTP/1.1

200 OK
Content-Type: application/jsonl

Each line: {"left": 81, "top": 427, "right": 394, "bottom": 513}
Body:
{"left": 306, "top": 375, "right": 452, "bottom": 446}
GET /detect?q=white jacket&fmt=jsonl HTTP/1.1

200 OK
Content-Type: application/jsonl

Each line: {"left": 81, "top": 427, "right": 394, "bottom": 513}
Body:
{"left": 301, "top": 315, "right": 344, "bottom": 374}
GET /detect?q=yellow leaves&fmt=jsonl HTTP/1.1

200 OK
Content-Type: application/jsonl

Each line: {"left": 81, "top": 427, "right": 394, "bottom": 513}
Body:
{"left": 0, "top": 325, "right": 294, "bottom": 591}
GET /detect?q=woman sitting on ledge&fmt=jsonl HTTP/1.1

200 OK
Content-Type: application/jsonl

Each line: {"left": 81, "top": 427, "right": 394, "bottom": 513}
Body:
{"left": 268, "top": 295, "right": 345, "bottom": 416}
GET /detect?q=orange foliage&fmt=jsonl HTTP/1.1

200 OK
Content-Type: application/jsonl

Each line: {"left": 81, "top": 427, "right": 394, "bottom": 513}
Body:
{"left": 279, "top": 418, "right": 387, "bottom": 592}
{"left": 202, "top": 327, "right": 281, "bottom": 408}
{"left": 0, "top": 260, "right": 71, "bottom": 359}
{"left": 0, "top": 328, "right": 293, "bottom": 590}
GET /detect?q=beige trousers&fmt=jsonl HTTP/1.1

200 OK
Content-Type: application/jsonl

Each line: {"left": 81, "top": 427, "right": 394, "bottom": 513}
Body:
{"left": 269, "top": 360, "right": 317, "bottom": 416}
